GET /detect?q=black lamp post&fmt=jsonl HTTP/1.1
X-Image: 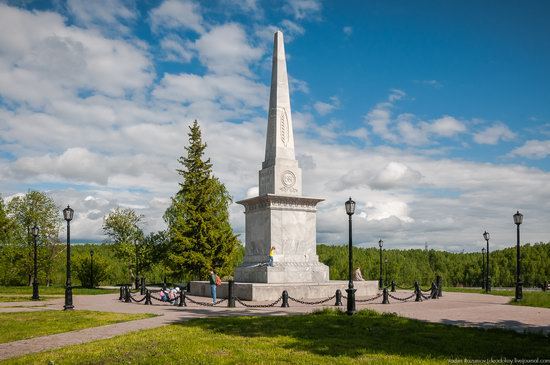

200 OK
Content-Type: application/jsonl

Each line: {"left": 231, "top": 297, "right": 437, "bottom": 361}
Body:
{"left": 513, "top": 211, "right": 523, "bottom": 301}
{"left": 135, "top": 239, "right": 140, "bottom": 290}
{"left": 90, "top": 249, "right": 94, "bottom": 289}
{"left": 378, "top": 239, "right": 383, "bottom": 289}
{"left": 481, "top": 248, "right": 485, "bottom": 290}
{"left": 483, "top": 231, "right": 491, "bottom": 292}
{"left": 384, "top": 257, "right": 388, "bottom": 287}
{"left": 32, "top": 225, "right": 40, "bottom": 300}
{"left": 345, "top": 197, "right": 356, "bottom": 315}
{"left": 63, "top": 205, "right": 74, "bottom": 310}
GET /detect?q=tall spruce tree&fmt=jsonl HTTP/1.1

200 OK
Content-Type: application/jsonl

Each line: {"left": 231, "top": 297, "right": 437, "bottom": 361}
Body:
{"left": 165, "top": 120, "right": 239, "bottom": 280}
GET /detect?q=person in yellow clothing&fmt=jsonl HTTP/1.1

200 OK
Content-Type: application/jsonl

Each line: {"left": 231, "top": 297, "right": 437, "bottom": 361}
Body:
{"left": 268, "top": 246, "right": 275, "bottom": 266}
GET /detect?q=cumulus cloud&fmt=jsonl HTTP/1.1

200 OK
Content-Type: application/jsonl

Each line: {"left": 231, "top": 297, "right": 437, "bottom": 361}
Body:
{"left": 284, "top": 0, "right": 322, "bottom": 20}
{"left": 343, "top": 26, "right": 353, "bottom": 36}
{"left": 370, "top": 162, "right": 423, "bottom": 190}
{"left": 508, "top": 140, "right": 550, "bottom": 159}
{"left": 314, "top": 96, "right": 340, "bottom": 116}
{"left": 194, "top": 23, "right": 263, "bottom": 76}
{"left": 474, "top": 122, "right": 516, "bottom": 145}
{"left": 67, "top": 0, "right": 137, "bottom": 34}
{"left": 0, "top": 4, "right": 153, "bottom": 104}
{"left": 149, "top": 0, "right": 205, "bottom": 34}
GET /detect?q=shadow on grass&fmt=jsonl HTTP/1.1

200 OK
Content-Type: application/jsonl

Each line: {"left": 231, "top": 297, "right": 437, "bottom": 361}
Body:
{"left": 181, "top": 309, "right": 550, "bottom": 360}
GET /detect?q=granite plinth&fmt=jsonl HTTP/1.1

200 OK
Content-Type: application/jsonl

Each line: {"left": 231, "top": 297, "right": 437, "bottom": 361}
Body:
{"left": 189, "top": 280, "right": 378, "bottom": 301}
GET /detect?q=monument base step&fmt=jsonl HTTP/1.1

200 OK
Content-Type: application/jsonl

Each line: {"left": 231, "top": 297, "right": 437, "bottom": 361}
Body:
{"left": 189, "top": 280, "right": 379, "bottom": 301}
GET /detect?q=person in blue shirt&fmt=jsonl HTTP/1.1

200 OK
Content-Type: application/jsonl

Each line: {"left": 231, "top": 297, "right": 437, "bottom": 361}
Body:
{"left": 209, "top": 269, "right": 217, "bottom": 303}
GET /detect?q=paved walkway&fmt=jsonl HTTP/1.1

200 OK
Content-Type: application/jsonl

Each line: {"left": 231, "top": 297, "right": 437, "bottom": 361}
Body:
{"left": 1, "top": 291, "right": 549, "bottom": 361}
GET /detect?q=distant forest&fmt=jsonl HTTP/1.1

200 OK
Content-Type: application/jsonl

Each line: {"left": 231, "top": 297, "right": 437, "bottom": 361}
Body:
{"left": 318, "top": 242, "right": 550, "bottom": 287}
{"left": 1, "top": 241, "right": 548, "bottom": 288}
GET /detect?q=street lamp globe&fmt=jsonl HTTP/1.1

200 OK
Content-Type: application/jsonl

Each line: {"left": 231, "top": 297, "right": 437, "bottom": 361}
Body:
{"left": 482, "top": 248, "right": 485, "bottom": 254}
{"left": 483, "top": 231, "right": 490, "bottom": 241}
{"left": 63, "top": 205, "right": 74, "bottom": 222}
{"left": 379, "top": 239, "right": 383, "bottom": 248}
{"left": 32, "top": 225, "right": 40, "bottom": 237}
{"left": 345, "top": 197, "right": 355, "bottom": 216}
{"left": 513, "top": 211, "right": 523, "bottom": 225}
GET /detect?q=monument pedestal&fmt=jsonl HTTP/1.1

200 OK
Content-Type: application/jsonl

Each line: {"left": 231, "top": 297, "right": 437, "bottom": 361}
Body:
{"left": 190, "top": 280, "right": 379, "bottom": 301}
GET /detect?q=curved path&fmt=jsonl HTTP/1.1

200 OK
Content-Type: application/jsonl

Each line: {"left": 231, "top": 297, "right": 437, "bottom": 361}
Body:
{"left": 1, "top": 291, "right": 549, "bottom": 361}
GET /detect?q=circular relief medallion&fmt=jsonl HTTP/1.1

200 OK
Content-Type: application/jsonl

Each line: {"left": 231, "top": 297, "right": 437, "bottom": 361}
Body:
{"left": 281, "top": 170, "right": 296, "bottom": 187}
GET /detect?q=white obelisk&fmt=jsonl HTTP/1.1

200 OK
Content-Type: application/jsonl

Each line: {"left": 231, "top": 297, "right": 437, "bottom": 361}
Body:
{"left": 235, "top": 31, "right": 329, "bottom": 284}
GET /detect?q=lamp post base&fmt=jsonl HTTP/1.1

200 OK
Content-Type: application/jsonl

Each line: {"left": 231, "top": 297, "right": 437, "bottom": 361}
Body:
{"left": 346, "top": 287, "right": 356, "bottom": 316}
{"left": 64, "top": 285, "right": 74, "bottom": 310}
{"left": 515, "top": 281, "right": 523, "bottom": 301}
{"left": 32, "top": 281, "right": 39, "bottom": 301}
{"left": 486, "top": 277, "right": 491, "bottom": 292}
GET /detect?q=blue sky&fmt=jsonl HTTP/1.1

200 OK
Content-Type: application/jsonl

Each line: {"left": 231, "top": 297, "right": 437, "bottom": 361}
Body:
{"left": 0, "top": 0, "right": 549, "bottom": 251}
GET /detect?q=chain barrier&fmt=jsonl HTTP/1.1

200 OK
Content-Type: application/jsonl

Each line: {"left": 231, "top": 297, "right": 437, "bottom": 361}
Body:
{"left": 388, "top": 293, "right": 416, "bottom": 302}
{"left": 234, "top": 296, "right": 283, "bottom": 308}
{"left": 129, "top": 293, "right": 147, "bottom": 303}
{"left": 150, "top": 293, "right": 179, "bottom": 304}
{"left": 355, "top": 293, "right": 384, "bottom": 303}
{"left": 396, "top": 285, "right": 415, "bottom": 290}
{"left": 421, "top": 293, "right": 431, "bottom": 300}
{"left": 185, "top": 295, "right": 227, "bottom": 307}
{"left": 287, "top": 294, "right": 336, "bottom": 305}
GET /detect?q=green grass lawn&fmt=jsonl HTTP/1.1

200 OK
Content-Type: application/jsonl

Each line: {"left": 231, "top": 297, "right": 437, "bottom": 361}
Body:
{"left": 0, "top": 310, "right": 155, "bottom": 344}
{"left": 6, "top": 309, "right": 549, "bottom": 365}
{"left": 0, "top": 285, "right": 118, "bottom": 296}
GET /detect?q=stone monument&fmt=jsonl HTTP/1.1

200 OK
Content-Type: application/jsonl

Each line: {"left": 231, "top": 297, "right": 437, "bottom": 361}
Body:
{"left": 234, "top": 31, "right": 329, "bottom": 284}
{"left": 190, "top": 31, "right": 377, "bottom": 301}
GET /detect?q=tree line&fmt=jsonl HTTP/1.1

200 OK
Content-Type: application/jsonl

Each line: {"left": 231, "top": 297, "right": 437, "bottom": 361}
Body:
{"left": 318, "top": 243, "right": 550, "bottom": 287}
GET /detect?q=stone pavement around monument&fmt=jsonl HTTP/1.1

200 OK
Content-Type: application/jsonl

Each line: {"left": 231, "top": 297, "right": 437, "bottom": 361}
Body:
{"left": 0, "top": 291, "right": 549, "bottom": 361}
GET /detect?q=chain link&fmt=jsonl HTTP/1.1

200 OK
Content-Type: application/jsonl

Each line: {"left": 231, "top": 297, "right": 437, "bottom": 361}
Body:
{"left": 234, "top": 296, "right": 282, "bottom": 308}
{"left": 356, "top": 293, "right": 384, "bottom": 302}
{"left": 287, "top": 294, "right": 336, "bottom": 305}
{"left": 150, "top": 293, "right": 179, "bottom": 303}
{"left": 185, "top": 295, "right": 227, "bottom": 307}
{"left": 388, "top": 293, "right": 416, "bottom": 302}
{"left": 129, "top": 293, "right": 147, "bottom": 303}
{"left": 421, "top": 293, "right": 431, "bottom": 300}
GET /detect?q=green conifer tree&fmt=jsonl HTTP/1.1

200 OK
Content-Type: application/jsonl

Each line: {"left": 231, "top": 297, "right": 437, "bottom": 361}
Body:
{"left": 165, "top": 120, "right": 240, "bottom": 280}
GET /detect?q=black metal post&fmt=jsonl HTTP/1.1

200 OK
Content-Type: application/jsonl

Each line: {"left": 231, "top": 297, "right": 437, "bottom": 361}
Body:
{"left": 119, "top": 286, "right": 124, "bottom": 300}
{"left": 382, "top": 287, "right": 389, "bottom": 304}
{"left": 90, "top": 249, "right": 94, "bottom": 289}
{"left": 135, "top": 241, "right": 139, "bottom": 290}
{"left": 228, "top": 280, "right": 235, "bottom": 308}
{"left": 346, "top": 213, "right": 356, "bottom": 315}
{"left": 436, "top": 275, "right": 443, "bottom": 298}
{"left": 32, "top": 229, "right": 39, "bottom": 300}
{"left": 391, "top": 280, "right": 396, "bottom": 292}
{"left": 515, "top": 220, "right": 522, "bottom": 301}
{"left": 178, "top": 291, "right": 186, "bottom": 307}
{"left": 379, "top": 244, "right": 383, "bottom": 289}
{"left": 481, "top": 248, "right": 487, "bottom": 289}
{"left": 281, "top": 290, "right": 289, "bottom": 307}
{"left": 145, "top": 290, "right": 152, "bottom": 305}
{"left": 486, "top": 237, "right": 491, "bottom": 293}
{"left": 384, "top": 258, "right": 388, "bottom": 287}
{"left": 335, "top": 289, "right": 342, "bottom": 306}
{"left": 63, "top": 206, "right": 74, "bottom": 311}
{"left": 140, "top": 277, "right": 146, "bottom": 295}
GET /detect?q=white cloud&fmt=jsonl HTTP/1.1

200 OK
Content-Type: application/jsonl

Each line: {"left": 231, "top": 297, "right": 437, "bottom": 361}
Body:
{"left": 284, "top": 0, "right": 322, "bottom": 20}
{"left": 193, "top": 23, "right": 263, "bottom": 76}
{"left": 159, "top": 35, "right": 194, "bottom": 63}
{"left": 474, "top": 122, "right": 516, "bottom": 145}
{"left": 429, "top": 116, "right": 466, "bottom": 137}
{"left": 149, "top": 0, "right": 205, "bottom": 34}
{"left": 0, "top": 4, "right": 153, "bottom": 104}
{"left": 67, "top": 0, "right": 137, "bottom": 34}
{"left": 508, "top": 140, "right": 550, "bottom": 159}
{"left": 370, "top": 162, "right": 423, "bottom": 190}
{"left": 314, "top": 96, "right": 340, "bottom": 116}
{"left": 343, "top": 26, "right": 353, "bottom": 36}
